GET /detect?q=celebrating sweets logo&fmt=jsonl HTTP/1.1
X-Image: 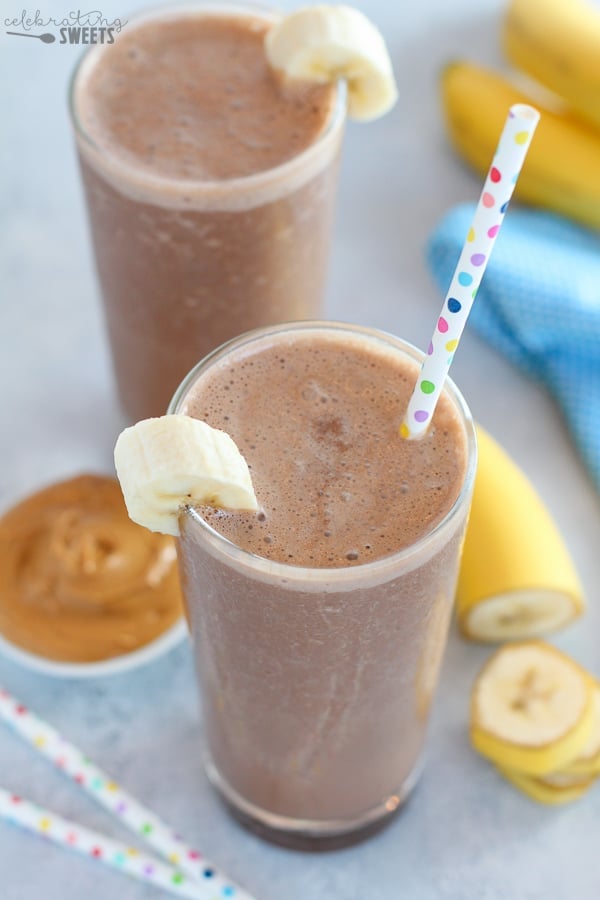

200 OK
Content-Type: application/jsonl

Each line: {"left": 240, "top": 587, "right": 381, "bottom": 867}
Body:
{"left": 5, "top": 9, "right": 126, "bottom": 44}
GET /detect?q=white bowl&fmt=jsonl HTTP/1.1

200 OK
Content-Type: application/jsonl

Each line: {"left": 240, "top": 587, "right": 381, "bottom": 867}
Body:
{"left": 0, "top": 618, "right": 188, "bottom": 678}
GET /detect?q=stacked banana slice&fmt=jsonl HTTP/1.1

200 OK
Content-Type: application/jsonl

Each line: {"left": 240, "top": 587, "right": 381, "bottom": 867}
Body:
{"left": 471, "top": 641, "right": 600, "bottom": 804}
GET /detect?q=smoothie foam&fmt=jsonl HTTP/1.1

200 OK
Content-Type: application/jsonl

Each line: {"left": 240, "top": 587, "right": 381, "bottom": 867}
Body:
{"left": 181, "top": 328, "right": 467, "bottom": 567}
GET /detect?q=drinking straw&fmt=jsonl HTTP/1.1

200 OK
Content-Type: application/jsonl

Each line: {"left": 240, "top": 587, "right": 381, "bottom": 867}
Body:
{"left": 0, "top": 787, "right": 227, "bottom": 900}
{"left": 401, "top": 103, "right": 540, "bottom": 439}
{"left": 0, "top": 687, "right": 254, "bottom": 900}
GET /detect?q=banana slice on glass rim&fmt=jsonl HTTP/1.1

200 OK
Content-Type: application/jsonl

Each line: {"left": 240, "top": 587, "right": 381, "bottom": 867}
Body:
{"left": 114, "top": 416, "right": 258, "bottom": 537}
{"left": 470, "top": 641, "right": 595, "bottom": 776}
{"left": 265, "top": 5, "right": 398, "bottom": 121}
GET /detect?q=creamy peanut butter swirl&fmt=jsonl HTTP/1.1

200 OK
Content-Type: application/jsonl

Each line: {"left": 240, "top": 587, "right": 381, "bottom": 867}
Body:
{"left": 0, "top": 475, "right": 182, "bottom": 662}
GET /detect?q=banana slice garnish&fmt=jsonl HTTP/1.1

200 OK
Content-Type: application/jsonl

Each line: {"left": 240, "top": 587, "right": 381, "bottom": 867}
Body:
{"left": 265, "top": 5, "right": 398, "bottom": 121}
{"left": 114, "top": 416, "right": 258, "bottom": 537}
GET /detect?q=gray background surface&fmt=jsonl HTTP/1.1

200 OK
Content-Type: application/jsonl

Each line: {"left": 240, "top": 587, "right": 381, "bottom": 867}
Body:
{"left": 2, "top": 1, "right": 600, "bottom": 898}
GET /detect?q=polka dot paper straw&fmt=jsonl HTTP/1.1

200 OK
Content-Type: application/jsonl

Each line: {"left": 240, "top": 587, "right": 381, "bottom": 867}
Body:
{"left": 401, "top": 103, "right": 540, "bottom": 439}
{"left": 0, "top": 787, "right": 227, "bottom": 900}
{"left": 0, "top": 687, "right": 254, "bottom": 900}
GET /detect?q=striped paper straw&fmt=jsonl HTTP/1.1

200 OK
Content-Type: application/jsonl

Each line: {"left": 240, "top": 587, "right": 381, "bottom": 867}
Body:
{"left": 0, "top": 687, "right": 254, "bottom": 900}
{"left": 0, "top": 787, "right": 226, "bottom": 900}
{"left": 401, "top": 103, "right": 540, "bottom": 439}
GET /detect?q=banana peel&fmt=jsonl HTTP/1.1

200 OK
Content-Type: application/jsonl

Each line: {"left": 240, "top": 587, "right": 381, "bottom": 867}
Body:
{"left": 441, "top": 60, "right": 600, "bottom": 230}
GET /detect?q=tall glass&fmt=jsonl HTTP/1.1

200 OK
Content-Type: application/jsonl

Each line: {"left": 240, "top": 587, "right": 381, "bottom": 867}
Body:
{"left": 169, "top": 322, "right": 477, "bottom": 848}
{"left": 69, "top": 3, "right": 345, "bottom": 421}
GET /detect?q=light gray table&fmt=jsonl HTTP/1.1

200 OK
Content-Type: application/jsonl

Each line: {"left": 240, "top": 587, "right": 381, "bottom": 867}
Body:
{"left": 2, "top": 2, "right": 600, "bottom": 898}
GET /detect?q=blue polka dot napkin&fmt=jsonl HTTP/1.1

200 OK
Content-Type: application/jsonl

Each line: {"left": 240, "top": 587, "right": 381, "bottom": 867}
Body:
{"left": 427, "top": 204, "right": 600, "bottom": 491}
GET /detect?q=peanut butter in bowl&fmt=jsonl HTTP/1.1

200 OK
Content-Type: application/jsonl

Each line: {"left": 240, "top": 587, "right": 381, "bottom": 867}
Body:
{"left": 0, "top": 474, "right": 184, "bottom": 670}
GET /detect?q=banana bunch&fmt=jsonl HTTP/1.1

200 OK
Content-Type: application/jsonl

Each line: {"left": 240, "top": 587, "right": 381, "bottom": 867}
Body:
{"left": 471, "top": 641, "right": 600, "bottom": 804}
{"left": 441, "top": 0, "right": 600, "bottom": 229}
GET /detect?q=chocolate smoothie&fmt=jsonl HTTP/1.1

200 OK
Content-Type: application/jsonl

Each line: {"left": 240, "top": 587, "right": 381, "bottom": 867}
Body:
{"left": 172, "top": 322, "right": 476, "bottom": 845}
{"left": 71, "top": 4, "right": 343, "bottom": 420}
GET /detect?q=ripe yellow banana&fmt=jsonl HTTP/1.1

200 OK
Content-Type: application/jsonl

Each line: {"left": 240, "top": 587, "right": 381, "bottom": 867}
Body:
{"left": 503, "top": 0, "right": 600, "bottom": 130}
{"left": 457, "top": 426, "right": 584, "bottom": 642}
{"left": 441, "top": 61, "right": 600, "bottom": 229}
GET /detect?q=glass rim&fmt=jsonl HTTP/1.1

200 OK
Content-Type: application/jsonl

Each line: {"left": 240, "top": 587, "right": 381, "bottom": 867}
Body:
{"left": 67, "top": 0, "right": 347, "bottom": 197}
{"left": 168, "top": 320, "right": 478, "bottom": 588}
